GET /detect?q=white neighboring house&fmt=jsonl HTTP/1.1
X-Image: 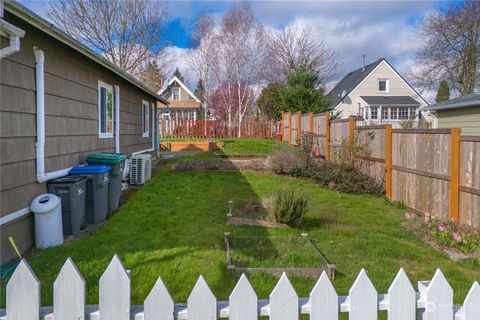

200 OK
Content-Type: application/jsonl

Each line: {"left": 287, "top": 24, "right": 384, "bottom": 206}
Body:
{"left": 327, "top": 58, "right": 429, "bottom": 127}
{"left": 158, "top": 76, "right": 205, "bottom": 121}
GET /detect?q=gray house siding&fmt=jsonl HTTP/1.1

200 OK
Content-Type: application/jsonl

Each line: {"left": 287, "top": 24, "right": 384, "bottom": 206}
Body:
{"left": 0, "top": 12, "right": 157, "bottom": 260}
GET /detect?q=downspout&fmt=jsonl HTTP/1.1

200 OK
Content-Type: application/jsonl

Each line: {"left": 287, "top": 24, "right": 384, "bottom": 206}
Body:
{"left": 0, "top": 14, "right": 25, "bottom": 59}
{"left": 34, "top": 47, "right": 71, "bottom": 183}
{"left": 115, "top": 85, "right": 120, "bottom": 153}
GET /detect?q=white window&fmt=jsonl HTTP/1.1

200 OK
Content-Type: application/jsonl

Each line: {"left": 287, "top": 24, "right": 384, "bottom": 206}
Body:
{"left": 390, "top": 107, "right": 399, "bottom": 120}
{"left": 142, "top": 100, "right": 150, "bottom": 137}
{"left": 399, "top": 107, "right": 409, "bottom": 119}
{"left": 172, "top": 87, "right": 180, "bottom": 101}
{"left": 370, "top": 106, "right": 378, "bottom": 120}
{"left": 381, "top": 106, "right": 389, "bottom": 120}
{"left": 98, "top": 81, "right": 114, "bottom": 138}
{"left": 378, "top": 79, "right": 389, "bottom": 92}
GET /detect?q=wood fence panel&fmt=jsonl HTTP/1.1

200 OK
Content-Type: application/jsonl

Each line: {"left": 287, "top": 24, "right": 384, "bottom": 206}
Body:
{"left": 187, "top": 276, "right": 216, "bottom": 320}
{"left": 310, "top": 272, "right": 338, "bottom": 320}
{"left": 300, "top": 114, "right": 310, "bottom": 135}
{"left": 459, "top": 138, "right": 480, "bottom": 227}
{"left": 349, "top": 269, "right": 377, "bottom": 320}
{"left": 6, "top": 259, "right": 40, "bottom": 320}
{"left": 312, "top": 113, "right": 326, "bottom": 157}
{"left": 330, "top": 120, "right": 350, "bottom": 163}
{"left": 391, "top": 131, "right": 451, "bottom": 219}
{"left": 291, "top": 113, "right": 298, "bottom": 145}
{"left": 355, "top": 126, "right": 387, "bottom": 184}
{"left": 269, "top": 273, "right": 298, "bottom": 320}
{"left": 387, "top": 269, "right": 416, "bottom": 320}
{"left": 143, "top": 277, "right": 174, "bottom": 320}
{"left": 99, "top": 255, "right": 130, "bottom": 320}
{"left": 229, "top": 274, "right": 257, "bottom": 320}
{"left": 53, "top": 258, "right": 85, "bottom": 320}
{"left": 424, "top": 269, "right": 453, "bottom": 320}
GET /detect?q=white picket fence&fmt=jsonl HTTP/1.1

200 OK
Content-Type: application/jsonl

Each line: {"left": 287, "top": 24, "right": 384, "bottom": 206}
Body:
{"left": 1, "top": 255, "right": 479, "bottom": 320}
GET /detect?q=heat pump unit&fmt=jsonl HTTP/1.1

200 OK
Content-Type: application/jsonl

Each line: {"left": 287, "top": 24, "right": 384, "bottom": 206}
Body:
{"left": 130, "top": 154, "right": 152, "bottom": 185}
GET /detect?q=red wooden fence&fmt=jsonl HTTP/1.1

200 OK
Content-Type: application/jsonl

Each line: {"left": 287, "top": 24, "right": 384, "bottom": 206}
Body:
{"left": 159, "top": 119, "right": 281, "bottom": 139}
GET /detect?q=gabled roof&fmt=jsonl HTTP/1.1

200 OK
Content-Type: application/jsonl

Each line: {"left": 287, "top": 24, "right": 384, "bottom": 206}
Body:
{"left": 327, "top": 59, "right": 383, "bottom": 109}
{"left": 4, "top": 0, "right": 168, "bottom": 105}
{"left": 360, "top": 96, "right": 420, "bottom": 106}
{"left": 327, "top": 58, "right": 428, "bottom": 109}
{"left": 427, "top": 93, "right": 480, "bottom": 111}
{"left": 159, "top": 76, "right": 201, "bottom": 103}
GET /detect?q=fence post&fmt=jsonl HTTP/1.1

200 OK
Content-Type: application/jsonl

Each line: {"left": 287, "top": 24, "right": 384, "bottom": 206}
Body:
{"left": 325, "top": 112, "right": 331, "bottom": 161}
{"left": 297, "top": 111, "right": 301, "bottom": 145}
{"left": 449, "top": 128, "right": 460, "bottom": 222}
{"left": 348, "top": 117, "right": 356, "bottom": 166}
{"left": 385, "top": 124, "right": 392, "bottom": 200}
{"left": 281, "top": 112, "right": 285, "bottom": 142}
{"left": 309, "top": 112, "right": 313, "bottom": 150}
{"left": 288, "top": 112, "right": 292, "bottom": 144}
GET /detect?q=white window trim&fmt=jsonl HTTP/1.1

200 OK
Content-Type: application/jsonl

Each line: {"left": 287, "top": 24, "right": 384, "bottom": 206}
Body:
{"left": 98, "top": 80, "right": 114, "bottom": 139}
{"left": 172, "top": 87, "right": 181, "bottom": 101}
{"left": 142, "top": 100, "right": 150, "bottom": 138}
{"left": 378, "top": 79, "right": 390, "bottom": 93}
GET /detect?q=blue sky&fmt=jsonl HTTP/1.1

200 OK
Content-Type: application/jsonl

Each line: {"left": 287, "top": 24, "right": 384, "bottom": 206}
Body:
{"left": 19, "top": 0, "right": 443, "bottom": 99}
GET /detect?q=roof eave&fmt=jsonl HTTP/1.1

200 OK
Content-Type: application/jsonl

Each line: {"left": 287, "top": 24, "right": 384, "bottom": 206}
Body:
{"left": 428, "top": 100, "right": 480, "bottom": 111}
{"left": 5, "top": 0, "right": 169, "bottom": 105}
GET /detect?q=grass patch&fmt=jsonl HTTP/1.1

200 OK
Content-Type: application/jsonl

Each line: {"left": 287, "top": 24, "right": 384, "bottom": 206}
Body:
{"left": 229, "top": 236, "right": 322, "bottom": 268}
{"left": 3, "top": 155, "right": 480, "bottom": 306}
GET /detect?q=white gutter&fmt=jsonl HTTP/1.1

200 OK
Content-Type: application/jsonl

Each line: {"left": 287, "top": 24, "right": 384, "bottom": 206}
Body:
{"left": 0, "top": 207, "right": 30, "bottom": 226}
{"left": 131, "top": 103, "right": 155, "bottom": 156}
{"left": 34, "top": 47, "right": 72, "bottom": 183}
{"left": 115, "top": 85, "right": 120, "bottom": 153}
{"left": 0, "top": 11, "right": 25, "bottom": 59}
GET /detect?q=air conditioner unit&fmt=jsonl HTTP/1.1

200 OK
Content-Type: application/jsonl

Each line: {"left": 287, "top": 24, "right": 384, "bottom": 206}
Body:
{"left": 130, "top": 154, "right": 152, "bottom": 185}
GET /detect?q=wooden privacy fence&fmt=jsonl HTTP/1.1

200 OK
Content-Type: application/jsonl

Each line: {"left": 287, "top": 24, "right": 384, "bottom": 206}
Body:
{"left": 280, "top": 111, "right": 480, "bottom": 228}
{"left": 3, "top": 256, "right": 480, "bottom": 320}
{"left": 158, "top": 119, "right": 278, "bottom": 139}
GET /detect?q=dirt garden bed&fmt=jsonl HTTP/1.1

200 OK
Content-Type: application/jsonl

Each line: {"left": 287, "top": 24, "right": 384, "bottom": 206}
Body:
{"left": 172, "top": 157, "right": 271, "bottom": 172}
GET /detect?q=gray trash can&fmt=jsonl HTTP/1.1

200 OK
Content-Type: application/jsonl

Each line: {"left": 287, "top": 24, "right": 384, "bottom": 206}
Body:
{"left": 86, "top": 153, "right": 126, "bottom": 214}
{"left": 47, "top": 176, "right": 87, "bottom": 237}
{"left": 69, "top": 165, "right": 111, "bottom": 225}
{"left": 30, "top": 194, "right": 63, "bottom": 249}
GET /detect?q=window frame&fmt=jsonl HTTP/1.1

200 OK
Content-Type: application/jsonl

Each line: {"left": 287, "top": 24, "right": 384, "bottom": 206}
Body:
{"left": 172, "top": 87, "right": 180, "bottom": 101}
{"left": 98, "top": 81, "right": 114, "bottom": 139}
{"left": 378, "top": 79, "right": 390, "bottom": 93}
{"left": 142, "top": 100, "right": 150, "bottom": 138}
{"left": 370, "top": 106, "right": 378, "bottom": 120}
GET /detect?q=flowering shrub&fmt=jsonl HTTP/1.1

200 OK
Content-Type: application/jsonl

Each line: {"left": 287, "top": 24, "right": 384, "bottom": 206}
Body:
{"left": 405, "top": 212, "right": 480, "bottom": 254}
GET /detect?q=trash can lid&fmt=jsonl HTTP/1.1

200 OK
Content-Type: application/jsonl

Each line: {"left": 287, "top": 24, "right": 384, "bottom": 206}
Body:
{"left": 70, "top": 165, "right": 111, "bottom": 174}
{"left": 86, "top": 153, "right": 126, "bottom": 164}
{"left": 30, "top": 193, "right": 61, "bottom": 214}
{"left": 48, "top": 176, "right": 87, "bottom": 184}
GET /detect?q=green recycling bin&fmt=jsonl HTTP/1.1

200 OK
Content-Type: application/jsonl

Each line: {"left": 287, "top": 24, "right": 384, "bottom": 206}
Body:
{"left": 86, "top": 153, "right": 126, "bottom": 214}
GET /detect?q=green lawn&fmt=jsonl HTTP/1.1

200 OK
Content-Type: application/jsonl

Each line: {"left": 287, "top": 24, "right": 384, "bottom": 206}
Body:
{"left": 3, "top": 142, "right": 480, "bottom": 306}
{"left": 162, "top": 138, "right": 289, "bottom": 155}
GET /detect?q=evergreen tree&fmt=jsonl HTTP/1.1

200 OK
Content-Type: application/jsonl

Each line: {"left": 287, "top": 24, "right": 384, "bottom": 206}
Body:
{"left": 139, "top": 61, "right": 164, "bottom": 92}
{"left": 173, "top": 67, "right": 185, "bottom": 83}
{"left": 194, "top": 79, "right": 205, "bottom": 103}
{"left": 257, "top": 83, "right": 285, "bottom": 120}
{"left": 278, "top": 67, "right": 330, "bottom": 114}
{"left": 435, "top": 80, "right": 450, "bottom": 103}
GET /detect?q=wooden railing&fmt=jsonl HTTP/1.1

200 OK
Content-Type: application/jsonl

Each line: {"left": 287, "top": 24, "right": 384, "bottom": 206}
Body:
{"left": 1, "top": 255, "right": 479, "bottom": 319}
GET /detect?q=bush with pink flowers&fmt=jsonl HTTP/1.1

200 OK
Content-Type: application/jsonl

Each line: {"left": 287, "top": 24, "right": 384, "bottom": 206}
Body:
{"left": 404, "top": 212, "right": 480, "bottom": 254}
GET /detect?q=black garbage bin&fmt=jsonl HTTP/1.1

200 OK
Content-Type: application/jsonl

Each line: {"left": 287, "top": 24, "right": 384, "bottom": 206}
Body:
{"left": 47, "top": 176, "right": 87, "bottom": 237}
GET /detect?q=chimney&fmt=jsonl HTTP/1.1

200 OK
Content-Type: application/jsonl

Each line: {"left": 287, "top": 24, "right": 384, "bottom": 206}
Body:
{"left": 362, "top": 54, "right": 365, "bottom": 71}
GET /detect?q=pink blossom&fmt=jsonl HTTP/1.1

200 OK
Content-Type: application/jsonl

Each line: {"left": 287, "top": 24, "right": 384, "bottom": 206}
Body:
{"left": 452, "top": 233, "right": 462, "bottom": 243}
{"left": 405, "top": 212, "right": 416, "bottom": 220}
{"left": 437, "top": 224, "right": 446, "bottom": 232}
{"left": 424, "top": 216, "right": 430, "bottom": 224}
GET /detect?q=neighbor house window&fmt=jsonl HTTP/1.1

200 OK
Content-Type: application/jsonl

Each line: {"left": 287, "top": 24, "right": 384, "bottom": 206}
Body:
{"left": 370, "top": 107, "right": 378, "bottom": 120}
{"left": 98, "top": 81, "right": 114, "bottom": 138}
{"left": 378, "top": 79, "right": 389, "bottom": 92}
{"left": 390, "top": 107, "right": 399, "bottom": 120}
{"left": 142, "top": 100, "right": 150, "bottom": 137}
{"left": 172, "top": 87, "right": 180, "bottom": 101}
{"left": 381, "top": 107, "right": 389, "bottom": 120}
{"left": 399, "top": 107, "right": 409, "bottom": 119}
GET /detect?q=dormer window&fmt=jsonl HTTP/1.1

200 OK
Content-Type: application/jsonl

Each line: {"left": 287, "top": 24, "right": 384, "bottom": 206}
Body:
{"left": 172, "top": 87, "right": 180, "bottom": 101}
{"left": 378, "top": 79, "right": 389, "bottom": 92}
